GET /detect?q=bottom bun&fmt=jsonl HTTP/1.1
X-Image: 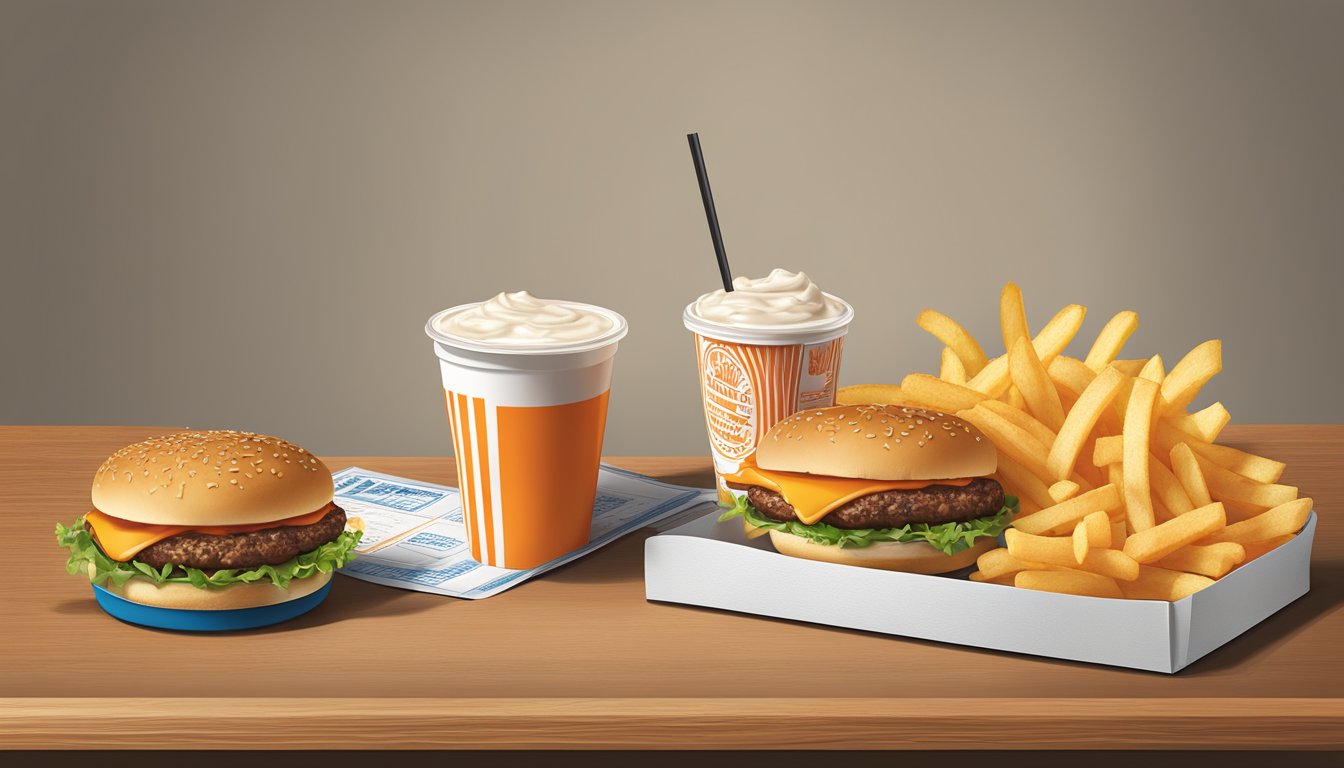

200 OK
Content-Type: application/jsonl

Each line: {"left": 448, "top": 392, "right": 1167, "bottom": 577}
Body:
{"left": 97, "top": 570, "right": 333, "bottom": 611}
{"left": 767, "top": 530, "right": 995, "bottom": 574}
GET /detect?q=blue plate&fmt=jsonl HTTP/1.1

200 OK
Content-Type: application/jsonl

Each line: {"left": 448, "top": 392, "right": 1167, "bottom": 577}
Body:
{"left": 91, "top": 579, "right": 332, "bottom": 631}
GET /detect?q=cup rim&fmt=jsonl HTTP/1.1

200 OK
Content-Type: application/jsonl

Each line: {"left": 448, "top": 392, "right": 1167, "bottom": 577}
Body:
{"left": 682, "top": 293, "right": 854, "bottom": 344}
{"left": 426, "top": 299, "right": 629, "bottom": 355}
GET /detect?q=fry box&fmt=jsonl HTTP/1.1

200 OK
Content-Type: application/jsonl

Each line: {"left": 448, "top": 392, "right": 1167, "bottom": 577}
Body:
{"left": 644, "top": 511, "right": 1316, "bottom": 673}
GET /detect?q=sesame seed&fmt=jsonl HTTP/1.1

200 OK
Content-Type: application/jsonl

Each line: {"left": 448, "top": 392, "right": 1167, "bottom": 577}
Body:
{"left": 229, "top": 478, "right": 238, "bottom": 485}
{"left": 147, "top": 486, "right": 157, "bottom": 494}
{"left": 883, "top": 443, "right": 890, "bottom": 450}
{"left": 206, "top": 482, "right": 218, "bottom": 489}
{"left": 865, "top": 434, "right": 876, "bottom": 438}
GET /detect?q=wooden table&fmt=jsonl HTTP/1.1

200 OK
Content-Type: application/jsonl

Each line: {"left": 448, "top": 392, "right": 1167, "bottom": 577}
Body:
{"left": 2, "top": 425, "right": 1340, "bottom": 752}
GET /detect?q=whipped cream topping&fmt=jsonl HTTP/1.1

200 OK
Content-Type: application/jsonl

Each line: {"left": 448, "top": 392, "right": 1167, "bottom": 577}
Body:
{"left": 691, "top": 269, "right": 848, "bottom": 327}
{"left": 435, "top": 291, "right": 615, "bottom": 346}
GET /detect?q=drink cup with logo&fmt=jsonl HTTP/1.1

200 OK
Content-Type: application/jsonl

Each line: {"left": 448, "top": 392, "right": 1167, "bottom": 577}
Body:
{"left": 426, "top": 291, "right": 628, "bottom": 570}
{"left": 683, "top": 269, "right": 854, "bottom": 503}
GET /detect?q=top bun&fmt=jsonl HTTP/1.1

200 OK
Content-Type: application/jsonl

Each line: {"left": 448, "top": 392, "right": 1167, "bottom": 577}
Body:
{"left": 91, "top": 430, "right": 334, "bottom": 526}
{"left": 756, "top": 403, "right": 997, "bottom": 481}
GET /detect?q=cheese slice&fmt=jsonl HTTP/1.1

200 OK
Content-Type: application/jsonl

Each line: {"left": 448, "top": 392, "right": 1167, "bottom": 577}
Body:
{"left": 84, "top": 503, "right": 335, "bottom": 561}
{"left": 724, "top": 460, "right": 973, "bottom": 525}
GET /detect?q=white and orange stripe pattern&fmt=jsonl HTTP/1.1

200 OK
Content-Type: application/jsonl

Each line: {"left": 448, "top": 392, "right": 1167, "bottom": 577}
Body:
{"left": 694, "top": 334, "right": 845, "bottom": 487}
{"left": 444, "top": 389, "right": 610, "bottom": 569}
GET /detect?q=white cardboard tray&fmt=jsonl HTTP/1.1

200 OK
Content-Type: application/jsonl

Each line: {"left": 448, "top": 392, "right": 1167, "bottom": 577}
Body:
{"left": 644, "top": 511, "right": 1316, "bottom": 673}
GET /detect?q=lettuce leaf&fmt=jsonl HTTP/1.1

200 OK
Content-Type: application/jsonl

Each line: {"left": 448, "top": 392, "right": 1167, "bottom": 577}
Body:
{"left": 55, "top": 517, "right": 362, "bottom": 590}
{"left": 717, "top": 493, "right": 1017, "bottom": 556}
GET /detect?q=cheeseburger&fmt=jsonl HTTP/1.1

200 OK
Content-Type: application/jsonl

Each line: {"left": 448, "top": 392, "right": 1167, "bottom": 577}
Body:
{"left": 56, "top": 430, "right": 361, "bottom": 627}
{"left": 718, "top": 404, "right": 1016, "bottom": 574}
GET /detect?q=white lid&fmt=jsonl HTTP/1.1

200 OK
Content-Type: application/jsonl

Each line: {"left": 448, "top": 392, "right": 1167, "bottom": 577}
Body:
{"left": 682, "top": 294, "right": 854, "bottom": 345}
{"left": 426, "top": 300, "right": 628, "bottom": 355}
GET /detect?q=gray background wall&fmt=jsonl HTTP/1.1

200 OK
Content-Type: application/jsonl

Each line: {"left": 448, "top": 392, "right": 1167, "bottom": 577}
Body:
{"left": 3, "top": 0, "right": 1341, "bottom": 457}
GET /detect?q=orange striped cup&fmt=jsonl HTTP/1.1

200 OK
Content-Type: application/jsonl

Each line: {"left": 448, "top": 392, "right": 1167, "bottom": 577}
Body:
{"left": 683, "top": 300, "right": 853, "bottom": 503}
{"left": 426, "top": 303, "right": 628, "bottom": 570}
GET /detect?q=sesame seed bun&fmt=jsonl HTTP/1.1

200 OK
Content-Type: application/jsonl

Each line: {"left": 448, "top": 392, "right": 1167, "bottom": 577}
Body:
{"left": 766, "top": 530, "right": 995, "bottom": 574}
{"left": 91, "top": 430, "right": 334, "bottom": 526}
{"left": 756, "top": 403, "right": 997, "bottom": 481}
{"left": 94, "top": 566, "right": 332, "bottom": 610}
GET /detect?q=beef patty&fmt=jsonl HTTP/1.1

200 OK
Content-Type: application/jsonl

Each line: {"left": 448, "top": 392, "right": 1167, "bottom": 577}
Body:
{"left": 735, "top": 477, "right": 1005, "bottom": 529}
{"left": 107, "top": 505, "right": 347, "bottom": 570}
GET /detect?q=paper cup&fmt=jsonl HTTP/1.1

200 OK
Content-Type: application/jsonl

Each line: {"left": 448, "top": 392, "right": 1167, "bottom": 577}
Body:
{"left": 683, "top": 298, "right": 853, "bottom": 502}
{"left": 426, "top": 302, "right": 627, "bottom": 570}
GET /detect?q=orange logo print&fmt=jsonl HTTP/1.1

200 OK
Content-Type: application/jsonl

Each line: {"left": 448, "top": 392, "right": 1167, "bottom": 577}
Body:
{"left": 700, "top": 344, "right": 755, "bottom": 460}
{"left": 807, "top": 344, "right": 835, "bottom": 376}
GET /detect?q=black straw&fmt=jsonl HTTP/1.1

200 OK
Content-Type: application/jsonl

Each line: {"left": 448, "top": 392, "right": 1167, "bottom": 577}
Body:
{"left": 687, "top": 133, "right": 734, "bottom": 292}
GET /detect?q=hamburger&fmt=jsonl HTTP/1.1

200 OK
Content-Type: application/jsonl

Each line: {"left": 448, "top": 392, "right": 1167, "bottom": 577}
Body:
{"left": 718, "top": 403, "right": 1017, "bottom": 574}
{"left": 55, "top": 430, "right": 361, "bottom": 626}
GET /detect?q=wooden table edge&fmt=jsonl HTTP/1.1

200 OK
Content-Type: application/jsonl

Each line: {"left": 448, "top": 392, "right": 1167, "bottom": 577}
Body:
{"left": 3, "top": 697, "right": 1341, "bottom": 750}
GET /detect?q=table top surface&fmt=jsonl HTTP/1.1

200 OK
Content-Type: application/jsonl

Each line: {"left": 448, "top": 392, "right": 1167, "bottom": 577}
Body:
{"left": 2, "top": 425, "right": 1340, "bottom": 750}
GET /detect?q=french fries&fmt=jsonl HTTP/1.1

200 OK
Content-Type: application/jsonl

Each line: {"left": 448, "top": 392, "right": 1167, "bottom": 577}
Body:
{"left": 1016, "top": 570, "right": 1122, "bottom": 599}
{"left": 996, "top": 453, "right": 1055, "bottom": 510}
{"left": 1122, "top": 378, "right": 1160, "bottom": 532}
{"left": 1121, "top": 566, "right": 1215, "bottom": 601}
{"left": 836, "top": 384, "right": 906, "bottom": 406}
{"left": 1072, "top": 521, "right": 1090, "bottom": 564}
{"left": 967, "top": 305, "right": 1086, "bottom": 397}
{"left": 861, "top": 283, "right": 1310, "bottom": 601}
{"left": 1049, "top": 480, "right": 1080, "bottom": 504}
{"left": 1200, "top": 498, "right": 1312, "bottom": 545}
{"left": 1149, "top": 454, "right": 1194, "bottom": 516}
{"left": 940, "top": 347, "right": 967, "bottom": 385}
{"left": 1169, "top": 442, "right": 1213, "bottom": 507}
{"left": 917, "top": 309, "right": 989, "bottom": 375}
{"left": 979, "top": 398, "right": 1057, "bottom": 447}
{"left": 1009, "top": 337, "right": 1066, "bottom": 431}
{"left": 1078, "top": 510, "right": 1111, "bottom": 548}
{"left": 1084, "top": 310, "right": 1138, "bottom": 372}
{"left": 1154, "top": 542, "right": 1245, "bottom": 579}
{"left": 1008, "top": 529, "right": 1139, "bottom": 580}
{"left": 1160, "top": 340, "right": 1222, "bottom": 414}
{"left": 1046, "top": 366, "right": 1124, "bottom": 481}
{"left": 1241, "top": 535, "right": 1295, "bottom": 563}
{"left": 1000, "top": 283, "right": 1030, "bottom": 355}
{"left": 1167, "top": 402, "right": 1231, "bottom": 442}
{"left": 900, "top": 373, "right": 988, "bottom": 413}
{"left": 974, "top": 547, "right": 1064, "bottom": 580}
{"left": 1122, "top": 502, "right": 1226, "bottom": 563}
{"left": 1154, "top": 420, "right": 1286, "bottom": 483}
{"left": 1193, "top": 454, "right": 1298, "bottom": 509}
{"left": 957, "top": 405, "right": 1052, "bottom": 481}
{"left": 1011, "top": 484, "right": 1122, "bottom": 535}
{"left": 1092, "top": 434, "right": 1122, "bottom": 467}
